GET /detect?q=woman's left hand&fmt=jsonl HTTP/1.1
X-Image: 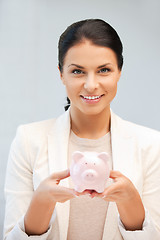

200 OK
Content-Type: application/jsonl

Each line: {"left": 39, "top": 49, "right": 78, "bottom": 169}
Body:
{"left": 90, "top": 170, "right": 145, "bottom": 231}
{"left": 90, "top": 170, "right": 138, "bottom": 203}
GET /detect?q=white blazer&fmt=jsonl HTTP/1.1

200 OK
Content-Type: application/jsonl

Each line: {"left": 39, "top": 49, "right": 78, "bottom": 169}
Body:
{"left": 4, "top": 109, "right": 160, "bottom": 240}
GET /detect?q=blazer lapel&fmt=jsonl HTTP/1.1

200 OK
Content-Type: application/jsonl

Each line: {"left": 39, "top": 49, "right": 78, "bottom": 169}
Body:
{"left": 110, "top": 111, "right": 138, "bottom": 183}
{"left": 102, "top": 202, "right": 121, "bottom": 240}
{"left": 103, "top": 110, "right": 136, "bottom": 240}
{"left": 48, "top": 110, "right": 71, "bottom": 240}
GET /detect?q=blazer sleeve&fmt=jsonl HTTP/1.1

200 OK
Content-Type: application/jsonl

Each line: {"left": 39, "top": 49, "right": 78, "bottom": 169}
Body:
{"left": 118, "top": 131, "right": 160, "bottom": 240}
{"left": 3, "top": 125, "right": 54, "bottom": 240}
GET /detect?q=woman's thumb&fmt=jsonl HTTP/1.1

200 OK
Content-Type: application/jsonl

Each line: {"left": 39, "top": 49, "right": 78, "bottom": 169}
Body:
{"left": 50, "top": 169, "right": 70, "bottom": 180}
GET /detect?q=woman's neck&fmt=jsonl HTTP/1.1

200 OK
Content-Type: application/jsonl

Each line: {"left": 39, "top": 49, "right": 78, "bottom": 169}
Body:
{"left": 70, "top": 107, "right": 111, "bottom": 139}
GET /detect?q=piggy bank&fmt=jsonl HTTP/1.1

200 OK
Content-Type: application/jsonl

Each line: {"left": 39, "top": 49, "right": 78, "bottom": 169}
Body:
{"left": 70, "top": 151, "right": 110, "bottom": 193}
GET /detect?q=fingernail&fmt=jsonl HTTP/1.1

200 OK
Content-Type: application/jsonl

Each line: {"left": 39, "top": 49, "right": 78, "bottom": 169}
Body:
{"left": 84, "top": 193, "right": 91, "bottom": 197}
{"left": 73, "top": 194, "right": 79, "bottom": 198}
{"left": 102, "top": 195, "right": 107, "bottom": 199}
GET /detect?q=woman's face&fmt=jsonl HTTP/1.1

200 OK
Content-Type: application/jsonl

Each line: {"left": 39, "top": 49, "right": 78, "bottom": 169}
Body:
{"left": 59, "top": 40, "right": 121, "bottom": 116}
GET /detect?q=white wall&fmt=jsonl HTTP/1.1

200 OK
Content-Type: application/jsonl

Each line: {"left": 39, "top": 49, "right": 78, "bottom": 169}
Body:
{"left": 0, "top": 0, "right": 160, "bottom": 238}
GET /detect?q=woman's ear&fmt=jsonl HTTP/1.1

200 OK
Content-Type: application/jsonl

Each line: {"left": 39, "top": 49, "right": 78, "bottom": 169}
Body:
{"left": 58, "top": 65, "right": 65, "bottom": 85}
{"left": 117, "top": 70, "right": 122, "bottom": 82}
{"left": 58, "top": 65, "right": 62, "bottom": 78}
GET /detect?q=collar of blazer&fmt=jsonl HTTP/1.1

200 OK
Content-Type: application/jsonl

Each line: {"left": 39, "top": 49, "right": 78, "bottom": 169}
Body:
{"left": 47, "top": 108, "right": 137, "bottom": 240}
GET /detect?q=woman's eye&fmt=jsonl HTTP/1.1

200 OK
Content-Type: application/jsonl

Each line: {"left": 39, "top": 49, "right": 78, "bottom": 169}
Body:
{"left": 72, "top": 69, "right": 83, "bottom": 74}
{"left": 99, "top": 68, "right": 110, "bottom": 73}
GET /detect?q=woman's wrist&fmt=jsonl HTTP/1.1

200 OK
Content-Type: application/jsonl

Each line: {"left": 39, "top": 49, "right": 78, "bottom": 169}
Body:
{"left": 24, "top": 192, "right": 56, "bottom": 236}
{"left": 116, "top": 191, "right": 145, "bottom": 231}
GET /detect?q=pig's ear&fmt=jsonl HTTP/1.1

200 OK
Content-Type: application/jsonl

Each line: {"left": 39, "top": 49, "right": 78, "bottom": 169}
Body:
{"left": 72, "top": 151, "right": 84, "bottom": 163}
{"left": 98, "top": 152, "right": 109, "bottom": 162}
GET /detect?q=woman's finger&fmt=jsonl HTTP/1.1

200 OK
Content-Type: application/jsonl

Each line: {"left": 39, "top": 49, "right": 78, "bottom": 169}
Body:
{"left": 50, "top": 169, "right": 70, "bottom": 180}
{"left": 99, "top": 181, "right": 122, "bottom": 198}
{"left": 102, "top": 195, "right": 118, "bottom": 202}
{"left": 76, "top": 189, "right": 92, "bottom": 196}
{"left": 51, "top": 185, "right": 77, "bottom": 201}
{"left": 109, "top": 170, "right": 122, "bottom": 179}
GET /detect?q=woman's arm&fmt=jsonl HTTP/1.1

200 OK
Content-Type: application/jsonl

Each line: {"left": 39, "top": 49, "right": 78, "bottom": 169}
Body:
{"left": 110, "top": 171, "right": 145, "bottom": 230}
{"left": 117, "top": 192, "right": 145, "bottom": 231}
{"left": 24, "top": 169, "right": 76, "bottom": 236}
{"left": 92, "top": 171, "right": 145, "bottom": 230}
{"left": 3, "top": 126, "right": 75, "bottom": 239}
{"left": 91, "top": 163, "right": 160, "bottom": 239}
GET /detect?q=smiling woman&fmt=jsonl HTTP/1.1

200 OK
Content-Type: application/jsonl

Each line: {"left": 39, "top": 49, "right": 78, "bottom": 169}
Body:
{"left": 61, "top": 42, "right": 120, "bottom": 113}
{"left": 3, "top": 19, "right": 160, "bottom": 240}
{"left": 60, "top": 41, "right": 121, "bottom": 138}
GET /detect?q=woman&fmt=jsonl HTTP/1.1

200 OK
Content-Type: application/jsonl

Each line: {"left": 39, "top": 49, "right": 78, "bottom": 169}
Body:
{"left": 3, "top": 19, "right": 160, "bottom": 240}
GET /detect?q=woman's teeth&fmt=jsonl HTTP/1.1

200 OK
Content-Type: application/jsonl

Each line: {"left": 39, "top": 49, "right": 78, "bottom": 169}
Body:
{"left": 83, "top": 95, "right": 101, "bottom": 100}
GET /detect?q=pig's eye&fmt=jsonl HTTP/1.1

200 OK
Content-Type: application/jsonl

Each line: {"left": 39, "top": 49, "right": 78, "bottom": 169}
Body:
{"left": 94, "top": 163, "right": 96, "bottom": 165}
{"left": 85, "top": 162, "right": 87, "bottom": 165}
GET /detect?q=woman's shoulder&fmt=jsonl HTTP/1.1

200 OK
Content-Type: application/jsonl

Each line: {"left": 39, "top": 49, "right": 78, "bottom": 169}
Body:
{"left": 116, "top": 114, "right": 160, "bottom": 151}
{"left": 123, "top": 118, "right": 160, "bottom": 139}
{"left": 112, "top": 111, "right": 160, "bottom": 146}
{"left": 17, "top": 118, "right": 57, "bottom": 137}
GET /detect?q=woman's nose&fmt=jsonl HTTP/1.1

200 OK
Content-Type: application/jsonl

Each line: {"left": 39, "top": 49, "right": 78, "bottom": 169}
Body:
{"left": 84, "top": 74, "right": 99, "bottom": 92}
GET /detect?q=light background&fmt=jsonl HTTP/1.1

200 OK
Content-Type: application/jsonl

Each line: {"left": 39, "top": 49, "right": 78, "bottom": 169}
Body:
{"left": 0, "top": 0, "right": 160, "bottom": 238}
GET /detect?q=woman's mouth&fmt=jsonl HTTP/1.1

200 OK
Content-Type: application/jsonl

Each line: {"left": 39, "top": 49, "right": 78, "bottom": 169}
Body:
{"left": 80, "top": 94, "right": 104, "bottom": 104}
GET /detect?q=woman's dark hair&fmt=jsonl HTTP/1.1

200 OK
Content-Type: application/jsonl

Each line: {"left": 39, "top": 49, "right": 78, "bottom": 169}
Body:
{"left": 58, "top": 19, "right": 123, "bottom": 111}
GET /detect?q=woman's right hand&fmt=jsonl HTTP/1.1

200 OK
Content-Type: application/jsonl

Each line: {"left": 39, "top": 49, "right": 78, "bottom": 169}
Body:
{"left": 35, "top": 168, "right": 76, "bottom": 204}
{"left": 24, "top": 169, "right": 75, "bottom": 236}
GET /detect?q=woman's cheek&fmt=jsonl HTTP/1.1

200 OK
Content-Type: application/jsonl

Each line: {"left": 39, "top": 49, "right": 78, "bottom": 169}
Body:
{"left": 106, "top": 79, "right": 117, "bottom": 93}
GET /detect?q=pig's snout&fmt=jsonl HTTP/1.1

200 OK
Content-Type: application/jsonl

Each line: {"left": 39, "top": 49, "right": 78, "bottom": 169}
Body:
{"left": 82, "top": 169, "right": 98, "bottom": 182}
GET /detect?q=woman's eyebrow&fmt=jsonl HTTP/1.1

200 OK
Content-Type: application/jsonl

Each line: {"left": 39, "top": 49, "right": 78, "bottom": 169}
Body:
{"left": 68, "top": 63, "right": 112, "bottom": 68}
{"left": 68, "top": 64, "right": 84, "bottom": 69}
{"left": 97, "top": 63, "right": 112, "bottom": 68}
